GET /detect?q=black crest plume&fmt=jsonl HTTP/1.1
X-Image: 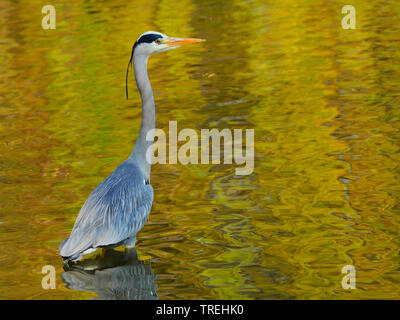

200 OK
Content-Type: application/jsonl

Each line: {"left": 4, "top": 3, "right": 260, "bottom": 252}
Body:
{"left": 126, "top": 42, "right": 136, "bottom": 100}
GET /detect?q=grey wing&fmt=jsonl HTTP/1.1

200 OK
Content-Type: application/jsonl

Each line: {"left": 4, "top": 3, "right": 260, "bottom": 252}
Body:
{"left": 59, "top": 162, "right": 153, "bottom": 258}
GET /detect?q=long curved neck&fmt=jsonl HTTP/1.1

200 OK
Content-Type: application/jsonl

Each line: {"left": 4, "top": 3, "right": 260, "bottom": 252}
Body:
{"left": 128, "top": 53, "right": 155, "bottom": 180}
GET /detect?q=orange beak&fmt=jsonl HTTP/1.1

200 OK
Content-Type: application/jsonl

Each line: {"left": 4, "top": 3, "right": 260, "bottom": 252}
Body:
{"left": 163, "top": 37, "right": 206, "bottom": 47}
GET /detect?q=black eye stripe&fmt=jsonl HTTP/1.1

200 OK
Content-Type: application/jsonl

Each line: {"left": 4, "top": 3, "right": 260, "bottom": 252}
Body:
{"left": 137, "top": 34, "right": 163, "bottom": 44}
{"left": 132, "top": 34, "right": 163, "bottom": 52}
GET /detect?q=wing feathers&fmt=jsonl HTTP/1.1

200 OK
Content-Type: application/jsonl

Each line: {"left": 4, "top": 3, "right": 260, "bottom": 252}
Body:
{"left": 60, "top": 162, "right": 153, "bottom": 258}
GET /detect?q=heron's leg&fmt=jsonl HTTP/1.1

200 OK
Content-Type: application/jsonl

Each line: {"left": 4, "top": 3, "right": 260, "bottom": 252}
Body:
{"left": 124, "top": 236, "right": 136, "bottom": 249}
{"left": 100, "top": 247, "right": 107, "bottom": 258}
{"left": 125, "top": 247, "right": 138, "bottom": 260}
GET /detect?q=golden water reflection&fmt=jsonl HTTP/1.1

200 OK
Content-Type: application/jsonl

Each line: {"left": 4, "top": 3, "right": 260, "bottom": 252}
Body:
{"left": 0, "top": 0, "right": 399, "bottom": 299}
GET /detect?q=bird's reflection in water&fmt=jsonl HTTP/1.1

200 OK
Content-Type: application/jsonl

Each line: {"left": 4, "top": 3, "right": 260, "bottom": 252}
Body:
{"left": 61, "top": 248, "right": 158, "bottom": 300}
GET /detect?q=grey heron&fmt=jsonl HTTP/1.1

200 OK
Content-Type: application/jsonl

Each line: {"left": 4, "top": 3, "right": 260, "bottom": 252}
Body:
{"left": 59, "top": 31, "right": 205, "bottom": 262}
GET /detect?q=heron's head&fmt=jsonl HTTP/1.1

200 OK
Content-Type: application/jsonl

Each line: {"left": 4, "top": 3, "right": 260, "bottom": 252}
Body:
{"left": 131, "top": 31, "right": 205, "bottom": 56}
{"left": 126, "top": 31, "right": 205, "bottom": 99}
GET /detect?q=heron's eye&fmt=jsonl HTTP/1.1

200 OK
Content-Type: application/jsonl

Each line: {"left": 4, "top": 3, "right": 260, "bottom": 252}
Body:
{"left": 155, "top": 39, "right": 161, "bottom": 45}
